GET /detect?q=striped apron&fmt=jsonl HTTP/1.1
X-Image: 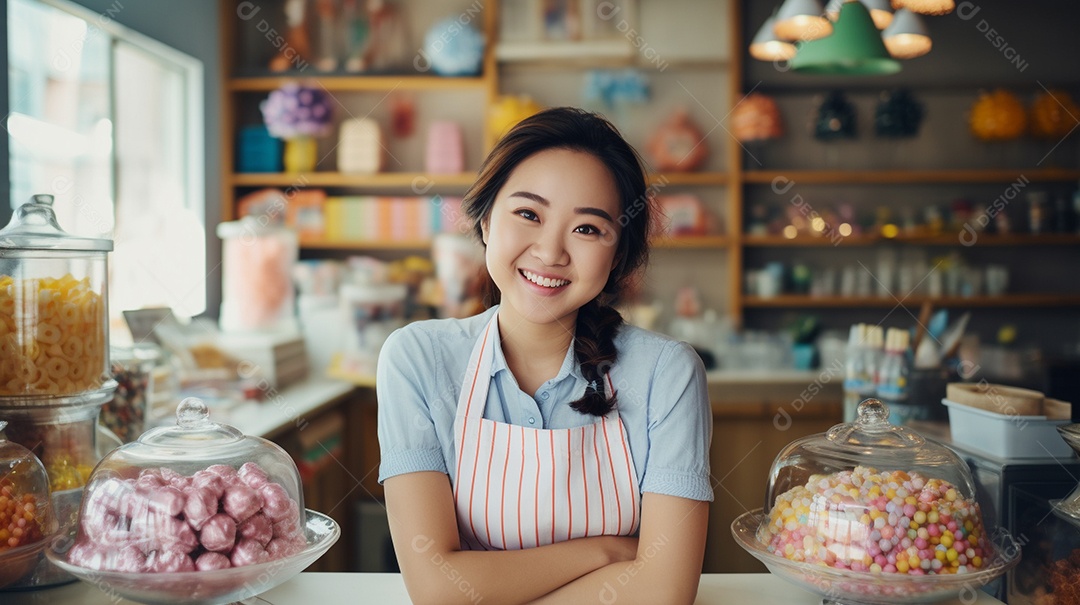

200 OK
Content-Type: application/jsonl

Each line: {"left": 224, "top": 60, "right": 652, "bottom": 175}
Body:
{"left": 452, "top": 312, "right": 641, "bottom": 551}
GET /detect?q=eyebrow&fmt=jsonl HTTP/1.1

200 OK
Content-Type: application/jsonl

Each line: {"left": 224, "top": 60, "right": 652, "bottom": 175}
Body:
{"left": 508, "top": 191, "right": 616, "bottom": 224}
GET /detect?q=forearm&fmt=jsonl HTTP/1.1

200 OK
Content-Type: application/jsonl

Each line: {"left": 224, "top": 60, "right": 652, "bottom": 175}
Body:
{"left": 527, "top": 556, "right": 698, "bottom": 605}
{"left": 403, "top": 536, "right": 614, "bottom": 605}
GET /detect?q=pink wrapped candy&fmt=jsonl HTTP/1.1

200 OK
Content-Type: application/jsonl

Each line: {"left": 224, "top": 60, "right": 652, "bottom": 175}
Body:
{"left": 259, "top": 482, "right": 295, "bottom": 523}
{"left": 149, "top": 549, "right": 196, "bottom": 573}
{"left": 200, "top": 513, "right": 237, "bottom": 552}
{"left": 239, "top": 513, "right": 273, "bottom": 546}
{"left": 192, "top": 470, "right": 226, "bottom": 499}
{"left": 222, "top": 484, "right": 262, "bottom": 523}
{"left": 182, "top": 486, "right": 218, "bottom": 531}
{"left": 230, "top": 538, "right": 269, "bottom": 567}
{"left": 72, "top": 462, "right": 305, "bottom": 574}
{"left": 195, "top": 551, "right": 232, "bottom": 571}
{"left": 238, "top": 462, "right": 270, "bottom": 489}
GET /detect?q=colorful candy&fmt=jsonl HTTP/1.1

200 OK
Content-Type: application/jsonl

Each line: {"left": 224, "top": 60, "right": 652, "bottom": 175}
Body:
{"left": 0, "top": 274, "right": 106, "bottom": 396}
{"left": 0, "top": 483, "right": 45, "bottom": 550}
{"left": 758, "top": 466, "right": 991, "bottom": 575}
{"left": 71, "top": 462, "right": 304, "bottom": 573}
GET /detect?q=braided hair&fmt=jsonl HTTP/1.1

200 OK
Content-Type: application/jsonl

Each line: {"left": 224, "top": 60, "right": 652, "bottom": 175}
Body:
{"left": 462, "top": 107, "right": 652, "bottom": 416}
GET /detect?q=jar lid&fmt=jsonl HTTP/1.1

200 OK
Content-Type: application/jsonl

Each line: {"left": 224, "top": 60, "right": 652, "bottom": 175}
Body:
{"left": 0, "top": 194, "right": 113, "bottom": 252}
{"left": 131, "top": 398, "right": 246, "bottom": 460}
{"left": 765, "top": 398, "right": 977, "bottom": 513}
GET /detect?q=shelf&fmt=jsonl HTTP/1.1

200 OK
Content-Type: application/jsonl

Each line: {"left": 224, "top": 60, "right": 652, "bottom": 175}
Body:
{"left": 742, "top": 294, "right": 1080, "bottom": 309}
{"left": 648, "top": 172, "right": 728, "bottom": 186}
{"left": 742, "top": 168, "right": 1080, "bottom": 185}
{"left": 231, "top": 172, "right": 476, "bottom": 188}
{"left": 228, "top": 75, "right": 488, "bottom": 92}
{"left": 742, "top": 234, "right": 1080, "bottom": 247}
{"left": 496, "top": 40, "right": 634, "bottom": 63}
{"left": 299, "top": 238, "right": 432, "bottom": 251}
{"left": 652, "top": 235, "right": 729, "bottom": 249}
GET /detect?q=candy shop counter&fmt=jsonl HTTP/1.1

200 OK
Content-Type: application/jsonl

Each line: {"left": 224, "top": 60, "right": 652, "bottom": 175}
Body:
{"left": 6, "top": 572, "right": 1008, "bottom": 604}
{"left": 215, "top": 377, "right": 356, "bottom": 440}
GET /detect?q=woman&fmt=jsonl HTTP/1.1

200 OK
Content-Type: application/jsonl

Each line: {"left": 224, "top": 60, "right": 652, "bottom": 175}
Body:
{"left": 377, "top": 107, "right": 712, "bottom": 605}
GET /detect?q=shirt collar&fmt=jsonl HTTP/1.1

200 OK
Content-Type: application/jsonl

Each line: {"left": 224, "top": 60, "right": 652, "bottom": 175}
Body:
{"left": 487, "top": 307, "right": 585, "bottom": 385}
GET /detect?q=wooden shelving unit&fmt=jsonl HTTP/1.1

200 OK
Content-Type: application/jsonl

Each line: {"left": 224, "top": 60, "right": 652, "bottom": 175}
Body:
{"left": 742, "top": 234, "right": 1080, "bottom": 247}
{"left": 742, "top": 168, "right": 1080, "bottom": 185}
{"left": 230, "top": 172, "right": 477, "bottom": 188}
{"left": 228, "top": 75, "right": 488, "bottom": 92}
{"left": 743, "top": 294, "right": 1080, "bottom": 309}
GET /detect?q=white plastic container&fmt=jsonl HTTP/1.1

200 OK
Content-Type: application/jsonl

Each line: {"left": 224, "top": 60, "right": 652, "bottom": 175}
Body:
{"left": 943, "top": 398, "right": 1074, "bottom": 459}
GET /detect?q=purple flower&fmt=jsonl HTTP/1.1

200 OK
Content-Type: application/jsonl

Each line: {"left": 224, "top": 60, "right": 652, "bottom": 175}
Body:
{"left": 260, "top": 83, "right": 335, "bottom": 139}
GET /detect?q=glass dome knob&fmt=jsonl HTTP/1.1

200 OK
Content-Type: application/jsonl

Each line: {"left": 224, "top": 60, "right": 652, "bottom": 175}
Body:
{"left": 176, "top": 397, "right": 210, "bottom": 429}
{"left": 854, "top": 397, "right": 891, "bottom": 430}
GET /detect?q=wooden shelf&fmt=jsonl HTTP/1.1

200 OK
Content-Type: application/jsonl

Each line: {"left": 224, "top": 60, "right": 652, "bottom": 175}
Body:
{"left": 743, "top": 234, "right": 1080, "bottom": 247}
{"left": 648, "top": 172, "right": 728, "bottom": 186}
{"left": 231, "top": 172, "right": 476, "bottom": 188}
{"left": 299, "top": 237, "right": 432, "bottom": 251}
{"left": 228, "top": 75, "right": 488, "bottom": 92}
{"left": 653, "top": 235, "right": 729, "bottom": 249}
{"left": 742, "top": 168, "right": 1080, "bottom": 185}
{"left": 743, "top": 294, "right": 1080, "bottom": 308}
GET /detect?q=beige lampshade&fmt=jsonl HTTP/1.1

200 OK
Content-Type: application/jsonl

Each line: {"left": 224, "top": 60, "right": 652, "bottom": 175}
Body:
{"left": 775, "top": 0, "right": 833, "bottom": 41}
{"left": 891, "top": 0, "right": 954, "bottom": 16}
{"left": 750, "top": 15, "right": 798, "bottom": 61}
{"left": 883, "top": 8, "right": 932, "bottom": 59}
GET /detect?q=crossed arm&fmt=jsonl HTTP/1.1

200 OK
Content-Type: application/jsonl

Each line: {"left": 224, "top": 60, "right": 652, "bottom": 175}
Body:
{"left": 385, "top": 471, "right": 708, "bottom": 605}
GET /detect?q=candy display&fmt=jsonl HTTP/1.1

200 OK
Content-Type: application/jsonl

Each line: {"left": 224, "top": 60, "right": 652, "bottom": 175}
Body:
{"left": 734, "top": 399, "right": 1018, "bottom": 603}
{"left": 70, "top": 462, "right": 304, "bottom": 573}
{"left": 260, "top": 83, "right": 334, "bottom": 140}
{"left": 217, "top": 219, "right": 298, "bottom": 333}
{"left": 102, "top": 347, "right": 154, "bottom": 443}
{"left": 0, "top": 422, "right": 56, "bottom": 589}
{"left": 0, "top": 274, "right": 106, "bottom": 396}
{"left": 758, "top": 466, "right": 991, "bottom": 574}
{"left": 969, "top": 89, "right": 1027, "bottom": 142}
{"left": 3, "top": 411, "right": 99, "bottom": 492}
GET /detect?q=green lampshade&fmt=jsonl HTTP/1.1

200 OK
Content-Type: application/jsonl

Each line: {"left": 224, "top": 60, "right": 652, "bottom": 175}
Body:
{"left": 791, "top": 1, "right": 901, "bottom": 75}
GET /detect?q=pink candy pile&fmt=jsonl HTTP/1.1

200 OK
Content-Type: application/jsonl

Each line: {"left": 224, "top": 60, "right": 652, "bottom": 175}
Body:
{"left": 70, "top": 462, "right": 305, "bottom": 573}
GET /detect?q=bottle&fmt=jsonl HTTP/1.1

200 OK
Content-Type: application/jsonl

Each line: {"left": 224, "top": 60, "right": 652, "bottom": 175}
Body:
{"left": 877, "top": 328, "right": 912, "bottom": 424}
{"left": 843, "top": 324, "right": 868, "bottom": 422}
{"left": 864, "top": 325, "right": 885, "bottom": 397}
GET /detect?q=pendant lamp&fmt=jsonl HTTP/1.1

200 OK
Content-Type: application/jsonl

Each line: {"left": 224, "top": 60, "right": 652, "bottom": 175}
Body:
{"left": 891, "top": 0, "right": 954, "bottom": 16}
{"left": 883, "top": 9, "right": 932, "bottom": 59}
{"left": 791, "top": 1, "right": 901, "bottom": 75}
{"left": 751, "top": 15, "right": 798, "bottom": 61}
{"left": 826, "top": 0, "right": 894, "bottom": 29}
{"left": 774, "top": 0, "right": 833, "bottom": 41}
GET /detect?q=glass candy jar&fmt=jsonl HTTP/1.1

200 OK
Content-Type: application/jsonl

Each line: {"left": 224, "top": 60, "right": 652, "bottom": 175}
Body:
{"left": 0, "top": 194, "right": 113, "bottom": 397}
{"left": 0, "top": 421, "right": 57, "bottom": 589}
{"left": 732, "top": 398, "right": 1020, "bottom": 605}
{"left": 46, "top": 398, "right": 339, "bottom": 603}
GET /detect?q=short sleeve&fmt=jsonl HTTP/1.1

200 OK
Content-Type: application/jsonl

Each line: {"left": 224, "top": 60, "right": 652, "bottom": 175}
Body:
{"left": 376, "top": 325, "right": 449, "bottom": 484}
{"left": 640, "top": 341, "right": 714, "bottom": 501}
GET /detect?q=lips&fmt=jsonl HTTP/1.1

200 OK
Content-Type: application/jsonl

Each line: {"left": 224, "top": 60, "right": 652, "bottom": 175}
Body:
{"left": 519, "top": 269, "right": 570, "bottom": 289}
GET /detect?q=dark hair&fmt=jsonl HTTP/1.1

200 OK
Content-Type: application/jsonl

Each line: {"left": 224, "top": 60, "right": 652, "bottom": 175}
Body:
{"left": 461, "top": 107, "right": 651, "bottom": 416}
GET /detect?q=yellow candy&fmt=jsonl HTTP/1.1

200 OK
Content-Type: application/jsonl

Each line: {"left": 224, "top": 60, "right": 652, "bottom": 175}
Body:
{"left": 972, "top": 556, "right": 982, "bottom": 568}
{"left": 941, "top": 534, "right": 954, "bottom": 548}
{"left": 935, "top": 550, "right": 946, "bottom": 562}
{"left": 946, "top": 548, "right": 958, "bottom": 562}
{"left": 897, "top": 560, "right": 909, "bottom": 573}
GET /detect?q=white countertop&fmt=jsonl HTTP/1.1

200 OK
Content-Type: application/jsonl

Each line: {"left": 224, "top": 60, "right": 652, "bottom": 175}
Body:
{"left": 6, "top": 572, "right": 1006, "bottom": 604}
{"left": 214, "top": 377, "right": 355, "bottom": 439}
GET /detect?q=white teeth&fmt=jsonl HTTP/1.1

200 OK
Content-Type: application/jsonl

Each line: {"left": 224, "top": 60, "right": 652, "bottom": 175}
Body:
{"left": 522, "top": 270, "right": 568, "bottom": 288}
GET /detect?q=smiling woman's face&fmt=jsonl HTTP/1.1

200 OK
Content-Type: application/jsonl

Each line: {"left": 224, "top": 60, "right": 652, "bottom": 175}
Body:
{"left": 481, "top": 148, "right": 622, "bottom": 331}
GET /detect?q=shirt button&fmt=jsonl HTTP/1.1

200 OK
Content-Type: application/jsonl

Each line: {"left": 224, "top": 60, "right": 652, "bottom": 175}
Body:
{"left": 541, "top": 392, "right": 550, "bottom": 400}
{"left": 528, "top": 417, "right": 536, "bottom": 425}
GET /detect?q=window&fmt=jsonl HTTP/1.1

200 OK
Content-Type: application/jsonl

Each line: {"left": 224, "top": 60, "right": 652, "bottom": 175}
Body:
{"left": 8, "top": 0, "right": 206, "bottom": 318}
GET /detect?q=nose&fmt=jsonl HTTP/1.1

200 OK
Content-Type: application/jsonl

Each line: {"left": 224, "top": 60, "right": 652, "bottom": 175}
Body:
{"left": 530, "top": 228, "right": 569, "bottom": 267}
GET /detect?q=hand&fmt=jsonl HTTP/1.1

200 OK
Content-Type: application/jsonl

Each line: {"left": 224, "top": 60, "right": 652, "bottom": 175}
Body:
{"left": 600, "top": 536, "right": 639, "bottom": 566}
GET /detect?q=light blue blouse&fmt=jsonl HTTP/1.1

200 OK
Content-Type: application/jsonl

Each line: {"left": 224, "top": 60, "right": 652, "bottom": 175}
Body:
{"left": 376, "top": 305, "right": 714, "bottom": 502}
